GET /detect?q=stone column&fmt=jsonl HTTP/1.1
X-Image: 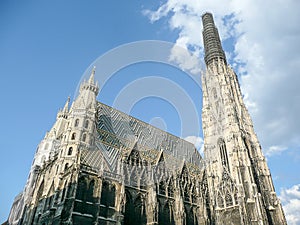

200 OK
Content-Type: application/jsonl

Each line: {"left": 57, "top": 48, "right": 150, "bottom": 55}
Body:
{"left": 146, "top": 185, "right": 158, "bottom": 225}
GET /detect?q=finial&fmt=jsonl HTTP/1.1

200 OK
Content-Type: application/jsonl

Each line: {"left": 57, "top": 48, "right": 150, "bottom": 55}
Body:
{"left": 62, "top": 96, "right": 70, "bottom": 113}
{"left": 88, "top": 66, "right": 96, "bottom": 84}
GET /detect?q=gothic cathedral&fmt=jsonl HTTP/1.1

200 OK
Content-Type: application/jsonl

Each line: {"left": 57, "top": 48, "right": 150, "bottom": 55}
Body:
{"left": 6, "top": 13, "right": 287, "bottom": 225}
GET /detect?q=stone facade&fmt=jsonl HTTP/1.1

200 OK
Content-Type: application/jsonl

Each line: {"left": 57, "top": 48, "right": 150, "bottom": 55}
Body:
{"left": 7, "top": 12, "right": 286, "bottom": 225}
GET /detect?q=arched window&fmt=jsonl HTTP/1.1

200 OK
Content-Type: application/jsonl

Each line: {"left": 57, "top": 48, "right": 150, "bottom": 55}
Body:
{"left": 64, "top": 163, "right": 69, "bottom": 172}
{"left": 185, "top": 206, "right": 196, "bottom": 225}
{"left": 100, "top": 181, "right": 115, "bottom": 207}
{"left": 82, "top": 133, "right": 87, "bottom": 142}
{"left": 218, "top": 138, "right": 229, "bottom": 170}
{"left": 76, "top": 177, "right": 87, "bottom": 201}
{"left": 67, "top": 147, "right": 73, "bottom": 155}
{"left": 74, "top": 119, "right": 79, "bottom": 127}
{"left": 124, "top": 193, "right": 146, "bottom": 225}
{"left": 86, "top": 179, "right": 95, "bottom": 202}
{"left": 158, "top": 201, "right": 174, "bottom": 225}
{"left": 84, "top": 120, "right": 89, "bottom": 129}
{"left": 71, "top": 133, "right": 76, "bottom": 140}
{"left": 90, "top": 137, "right": 94, "bottom": 146}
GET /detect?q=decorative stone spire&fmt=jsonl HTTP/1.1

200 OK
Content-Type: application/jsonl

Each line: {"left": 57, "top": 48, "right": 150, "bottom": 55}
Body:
{"left": 57, "top": 96, "right": 70, "bottom": 119}
{"left": 202, "top": 12, "right": 227, "bottom": 66}
{"left": 80, "top": 66, "right": 99, "bottom": 95}
{"left": 62, "top": 96, "right": 70, "bottom": 113}
{"left": 88, "top": 66, "right": 96, "bottom": 84}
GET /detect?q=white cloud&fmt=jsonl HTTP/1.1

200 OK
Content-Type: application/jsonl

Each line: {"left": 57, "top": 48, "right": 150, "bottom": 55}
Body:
{"left": 169, "top": 44, "right": 203, "bottom": 75}
{"left": 279, "top": 184, "right": 300, "bottom": 225}
{"left": 265, "top": 145, "right": 288, "bottom": 157}
{"left": 145, "top": 0, "right": 300, "bottom": 156}
{"left": 184, "top": 136, "right": 204, "bottom": 156}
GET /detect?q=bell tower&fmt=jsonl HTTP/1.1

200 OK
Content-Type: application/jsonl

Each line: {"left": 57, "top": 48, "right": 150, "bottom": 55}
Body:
{"left": 201, "top": 12, "right": 287, "bottom": 225}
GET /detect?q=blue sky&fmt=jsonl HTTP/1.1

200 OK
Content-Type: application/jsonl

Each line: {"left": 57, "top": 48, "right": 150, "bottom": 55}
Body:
{"left": 1, "top": 1, "right": 300, "bottom": 224}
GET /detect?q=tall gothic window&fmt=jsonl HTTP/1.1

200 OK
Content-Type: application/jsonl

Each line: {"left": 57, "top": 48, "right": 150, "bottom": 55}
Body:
{"left": 100, "top": 181, "right": 115, "bottom": 207}
{"left": 64, "top": 163, "right": 69, "bottom": 172}
{"left": 84, "top": 120, "right": 89, "bottom": 129}
{"left": 158, "top": 201, "right": 175, "bottom": 225}
{"left": 218, "top": 138, "right": 229, "bottom": 170}
{"left": 71, "top": 132, "right": 76, "bottom": 140}
{"left": 76, "top": 177, "right": 87, "bottom": 201}
{"left": 124, "top": 193, "right": 147, "bottom": 225}
{"left": 67, "top": 147, "right": 73, "bottom": 155}
{"left": 86, "top": 179, "right": 95, "bottom": 202}
{"left": 99, "top": 181, "right": 116, "bottom": 219}
{"left": 74, "top": 119, "right": 79, "bottom": 127}
{"left": 185, "top": 206, "right": 196, "bottom": 225}
{"left": 82, "top": 133, "right": 87, "bottom": 142}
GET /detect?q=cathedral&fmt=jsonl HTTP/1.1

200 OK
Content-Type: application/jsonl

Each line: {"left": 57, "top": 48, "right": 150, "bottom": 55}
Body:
{"left": 6, "top": 13, "right": 287, "bottom": 225}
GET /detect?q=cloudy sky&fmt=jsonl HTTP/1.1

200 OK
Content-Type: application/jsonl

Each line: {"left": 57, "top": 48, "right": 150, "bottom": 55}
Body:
{"left": 0, "top": 0, "right": 299, "bottom": 224}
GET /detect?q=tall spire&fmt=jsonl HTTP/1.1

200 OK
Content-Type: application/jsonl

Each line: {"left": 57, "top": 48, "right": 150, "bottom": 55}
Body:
{"left": 202, "top": 12, "right": 227, "bottom": 66}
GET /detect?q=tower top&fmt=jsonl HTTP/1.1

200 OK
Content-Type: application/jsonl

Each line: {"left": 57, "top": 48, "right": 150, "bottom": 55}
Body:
{"left": 80, "top": 66, "right": 99, "bottom": 95}
{"left": 202, "top": 12, "right": 227, "bottom": 66}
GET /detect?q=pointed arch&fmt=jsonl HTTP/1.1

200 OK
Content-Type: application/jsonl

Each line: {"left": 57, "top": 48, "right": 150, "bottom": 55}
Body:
{"left": 71, "top": 132, "right": 76, "bottom": 140}
{"left": 133, "top": 195, "right": 147, "bottom": 224}
{"left": 84, "top": 120, "right": 89, "bottom": 129}
{"left": 100, "top": 180, "right": 115, "bottom": 207}
{"left": 82, "top": 133, "right": 87, "bottom": 142}
{"left": 218, "top": 138, "right": 229, "bottom": 170}
{"left": 64, "top": 163, "right": 69, "bottom": 172}
{"left": 74, "top": 119, "right": 79, "bottom": 127}
{"left": 124, "top": 192, "right": 147, "bottom": 225}
{"left": 217, "top": 170, "right": 239, "bottom": 208}
{"left": 86, "top": 179, "right": 95, "bottom": 202}
{"left": 67, "top": 147, "right": 73, "bottom": 155}
{"left": 158, "top": 200, "right": 175, "bottom": 225}
{"left": 185, "top": 205, "right": 196, "bottom": 225}
{"left": 76, "top": 176, "right": 87, "bottom": 201}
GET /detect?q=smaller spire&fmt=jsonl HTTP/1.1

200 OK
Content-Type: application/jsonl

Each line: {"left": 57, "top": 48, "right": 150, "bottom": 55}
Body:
{"left": 88, "top": 66, "right": 96, "bottom": 84}
{"left": 62, "top": 96, "right": 70, "bottom": 113}
{"left": 79, "top": 65, "right": 99, "bottom": 95}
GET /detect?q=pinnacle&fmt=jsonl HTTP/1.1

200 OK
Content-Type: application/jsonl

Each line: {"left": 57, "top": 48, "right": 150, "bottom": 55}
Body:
{"left": 62, "top": 96, "right": 70, "bottom": 113}
{"left": 88, "top": 66, "right": 96, "bottom": 84}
